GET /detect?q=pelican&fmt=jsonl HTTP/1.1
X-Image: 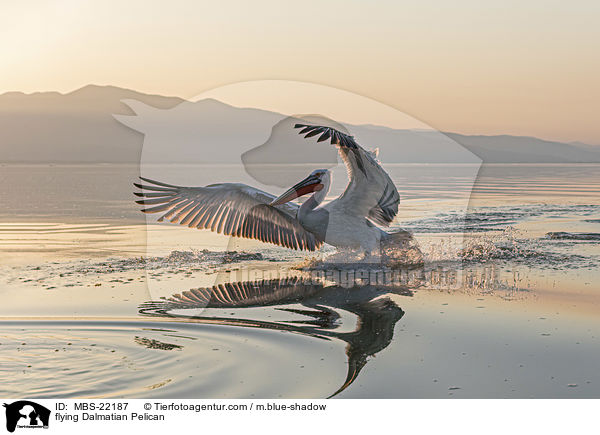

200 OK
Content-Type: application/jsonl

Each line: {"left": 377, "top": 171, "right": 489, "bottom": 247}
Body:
{"left": 134, "top": 123, "right": 401, "bottom": 256}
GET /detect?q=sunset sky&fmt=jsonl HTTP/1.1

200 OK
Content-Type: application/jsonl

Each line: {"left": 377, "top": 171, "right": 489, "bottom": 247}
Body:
{"left": 2, "top": 0, "right": 599, "bottom": 144}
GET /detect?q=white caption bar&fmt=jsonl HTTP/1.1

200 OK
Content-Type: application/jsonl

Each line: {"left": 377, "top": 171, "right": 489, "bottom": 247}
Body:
{"left": 0, "top": 399, "right": 597, "bottom": 435}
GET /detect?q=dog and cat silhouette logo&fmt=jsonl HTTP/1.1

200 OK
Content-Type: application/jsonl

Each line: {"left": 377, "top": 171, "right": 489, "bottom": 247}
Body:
{"left": 3, "top": 401, "right": 50, "bottom": 432}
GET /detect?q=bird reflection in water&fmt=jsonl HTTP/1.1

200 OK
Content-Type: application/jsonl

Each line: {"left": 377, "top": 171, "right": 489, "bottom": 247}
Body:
{"left": 138, "top": 274, "right": 413, "bottom": 397}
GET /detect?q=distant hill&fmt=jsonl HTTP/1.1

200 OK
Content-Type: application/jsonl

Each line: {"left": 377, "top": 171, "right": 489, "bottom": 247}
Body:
{"left": 0, "top": 85, "right": 183, "bottom": 163}
{"left": 445, "top": 133, "right": 600, "bottom": 163}
{"left": 1, "top": 84, "right": 598, "bottom": 163}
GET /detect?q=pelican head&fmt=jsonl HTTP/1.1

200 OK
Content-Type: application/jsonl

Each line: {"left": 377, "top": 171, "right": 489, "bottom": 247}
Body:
{"left": 270, "top": 169, "right": 330, "bottom": 206}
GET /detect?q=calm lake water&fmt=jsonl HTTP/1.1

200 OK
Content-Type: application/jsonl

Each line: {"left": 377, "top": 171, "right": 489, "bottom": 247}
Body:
{"left": 0, "top": 163, "right": 599, "bottom": 398}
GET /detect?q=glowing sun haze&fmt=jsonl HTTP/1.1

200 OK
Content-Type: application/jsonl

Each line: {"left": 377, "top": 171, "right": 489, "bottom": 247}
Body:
{"left": 1, "top": 0, "right": 599, "bottom": 144}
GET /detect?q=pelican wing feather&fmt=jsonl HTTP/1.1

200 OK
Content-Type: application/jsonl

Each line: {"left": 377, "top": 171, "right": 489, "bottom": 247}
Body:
{"left": 294, "top": 124, "right": 399, "bottom": 226}
{"left": 134, "top": 177, "right": 323, "bottom": 251}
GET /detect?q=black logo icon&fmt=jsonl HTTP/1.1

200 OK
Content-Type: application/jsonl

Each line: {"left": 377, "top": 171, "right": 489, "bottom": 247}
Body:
{"left": 3, "top": 401, "right": 50, "bottom": 433}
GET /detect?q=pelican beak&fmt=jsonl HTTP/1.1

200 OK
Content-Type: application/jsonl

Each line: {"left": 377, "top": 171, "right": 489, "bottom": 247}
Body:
{"left": 270, "top": 174, "right": 324, "bottom": 205}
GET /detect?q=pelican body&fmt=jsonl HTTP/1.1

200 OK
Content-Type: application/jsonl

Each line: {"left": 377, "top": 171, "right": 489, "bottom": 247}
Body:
{"left": 134, "top": 124, "right": 401, "bottom": 256}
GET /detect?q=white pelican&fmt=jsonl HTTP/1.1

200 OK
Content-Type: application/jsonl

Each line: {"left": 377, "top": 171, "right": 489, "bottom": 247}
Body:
{"left": 134, "top": 123, "right": 401, "bottom": 255}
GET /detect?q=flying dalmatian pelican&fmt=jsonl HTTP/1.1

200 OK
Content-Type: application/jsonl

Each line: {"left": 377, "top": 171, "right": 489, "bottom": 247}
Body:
{"left": 134, "top": 124, "right": 403, "bottom": 256}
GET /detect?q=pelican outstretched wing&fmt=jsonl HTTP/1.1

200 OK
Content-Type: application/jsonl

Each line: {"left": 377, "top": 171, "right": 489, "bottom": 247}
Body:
{"left": 134, "top": 177, "right": 323, "bottom": 251}
{"left": 294, "top": 124, "right": 399, "bottom": 226}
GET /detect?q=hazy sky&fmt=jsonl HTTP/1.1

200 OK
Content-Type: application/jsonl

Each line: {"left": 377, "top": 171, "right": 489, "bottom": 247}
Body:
{"left": 1, "top": 0, "right": 599, "bottom": 144}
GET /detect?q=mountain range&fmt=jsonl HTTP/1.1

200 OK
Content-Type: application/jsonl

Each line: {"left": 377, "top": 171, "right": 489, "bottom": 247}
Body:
{"left": 1, "top": 84, "right": 598, "bottom": 164}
